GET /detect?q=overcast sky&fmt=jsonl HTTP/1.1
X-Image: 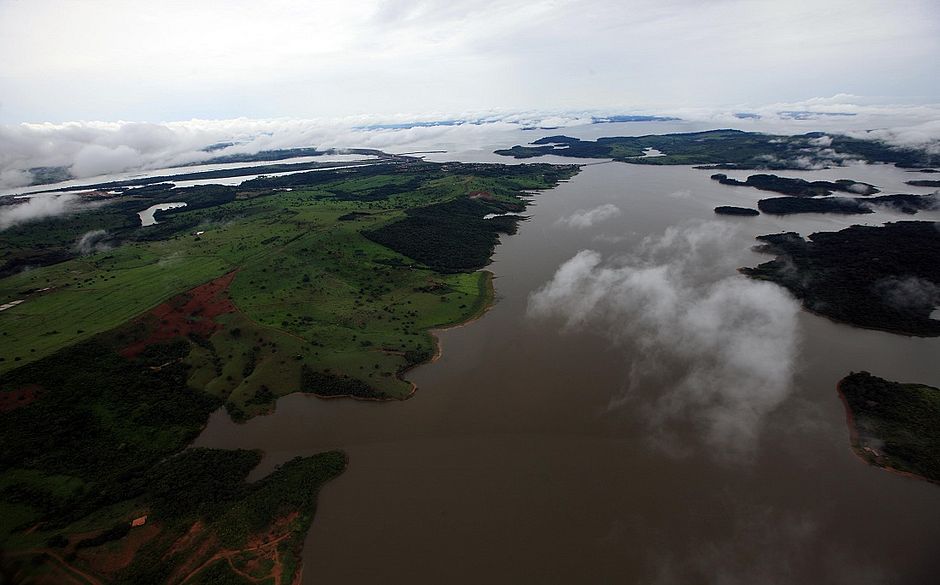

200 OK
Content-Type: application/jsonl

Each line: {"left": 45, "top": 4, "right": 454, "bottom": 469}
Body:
{"left": 1, "top": 0, "right": 939, "bottom": 124}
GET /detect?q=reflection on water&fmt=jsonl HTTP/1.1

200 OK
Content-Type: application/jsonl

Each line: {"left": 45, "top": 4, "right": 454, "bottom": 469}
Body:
{"left": 137, "top": 202, "right": 186, "bottom": 226}
{"left": 194, "top": 161, "right": 940, "bottom": 584}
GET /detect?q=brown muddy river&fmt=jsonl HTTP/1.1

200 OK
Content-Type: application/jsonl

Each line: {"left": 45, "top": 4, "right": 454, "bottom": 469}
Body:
{"left": 194, "top": 158, "right": 940, "bottom": 584}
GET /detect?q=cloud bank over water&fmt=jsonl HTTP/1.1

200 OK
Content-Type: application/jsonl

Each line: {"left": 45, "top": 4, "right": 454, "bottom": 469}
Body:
{"left": 529, "top": 222, "right": 801, "bottom": 459}
{"left": 557, "top": 204, "right": 622, "bottom": 229}
{"left": 2, "top": 98, "right": 940, "bottom": 191}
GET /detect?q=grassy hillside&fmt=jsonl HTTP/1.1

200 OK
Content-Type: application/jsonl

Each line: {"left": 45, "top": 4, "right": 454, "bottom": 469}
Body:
{"left": 0, "top": 160, "right": 577, "bottom": 581}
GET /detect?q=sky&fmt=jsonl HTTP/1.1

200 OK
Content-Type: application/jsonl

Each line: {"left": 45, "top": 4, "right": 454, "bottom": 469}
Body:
{"left": 1, "top": 0, "right": 939, "bottom": 124}
{"left": 1, "top": 0, "right": 939, "bottom": 188}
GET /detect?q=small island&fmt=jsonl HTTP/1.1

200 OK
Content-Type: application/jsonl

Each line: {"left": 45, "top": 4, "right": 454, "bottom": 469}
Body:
{"left": 907, "top": 180, "right": 940, "bottom": 188}
{"left": 741, "top": 221, "right": 940, "bottom": 336}
{"left": 756, "top": 193, "right": 936, "bottom": 215}
{"left": 714, "top": 206, "right": 759, "bottom": 216}
{"left": 710, "top": 173, "right": 878, "bottom": 196}
{"left": 838, "top": 372, "right": 940, "bottom": 485}
{"left": 757, "top": 196, "right": 872, "bottom": 215}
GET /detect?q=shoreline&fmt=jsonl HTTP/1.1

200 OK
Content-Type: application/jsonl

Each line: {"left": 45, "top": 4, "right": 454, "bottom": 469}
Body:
{"left": 738, "top": 270, "right": 940, "bottom": 339}
{"left": 835, "top": 378, "right": 936, "bottom": 486}
{"left": 423, "top": 269, "right": 497, "bottom": 365}
{"left": 311, "top": 270, "right": 497, "bottom": 402}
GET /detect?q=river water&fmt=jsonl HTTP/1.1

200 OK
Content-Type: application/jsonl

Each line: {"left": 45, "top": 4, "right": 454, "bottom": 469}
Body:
{"left": 137, "top": 202, "right": 187, "bottom": 226}
{"left": 193, "top": 153, "right": 940, "bottom": 583}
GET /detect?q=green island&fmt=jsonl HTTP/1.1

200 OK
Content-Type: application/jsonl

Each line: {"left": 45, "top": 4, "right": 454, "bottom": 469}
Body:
{"left": 709, "top": 173, "right": 878, "bottom": 196}
{"left": 494, "top": 129, "right": 935, "bottom": 169}
{"left": 0, "top": 159, "right": 578, "bottom": 582}
{"left": 756, "top": 193, "right": 936, "bottom": 215}
{"left": 706, "top": 172, "right": 936, "bottom": 215}
{"left": 740, "top": 221, "right": 940, "bottom": 336}
{"left": 906, "top": 180, "right": 940, "bottom": 188}
{"left": 838, "top": 372, "right": 940, "bottom": 484}
{"left": 713, "top": 206, "right": 759, "bottom": 216}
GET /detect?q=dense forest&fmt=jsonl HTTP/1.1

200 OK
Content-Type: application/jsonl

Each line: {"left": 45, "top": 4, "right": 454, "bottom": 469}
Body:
{"left": 714, "top": 206, "right": 759, "bottom": 216}
{"left": 0, "top": 157, "right": 580, "bottom": 582}
{"left": 710, "top": 173, "right": 878, "bottom": 196}
{"left": 839, "top": 372, "right": 940, "bottom": 483}
{"left": 364, "top": 197, "right": 522, "bottom": 272}
{"left": 741, "top": 221, "right": 940, "bottom": 336}
{"left": 0, "top": 299, "right": 345, "bottom": 583}
{"left": 756, "top": 194, "right": 936, "bottom": 215}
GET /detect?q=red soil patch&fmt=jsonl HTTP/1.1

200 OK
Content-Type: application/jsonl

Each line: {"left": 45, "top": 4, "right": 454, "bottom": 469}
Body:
{"left": 121, "top": 272, "right": 238, "bottom": 358}
{"left": 468, "top": 190, "right": 494, "bottom": 200}
{"left": 164, "top": 520, "right": 206, "bottom": 560}
{"left": 6, "top": 549, "right": 105, "bottom": 585}
{"left": 177, "top": 512, "right": 300, "bottom": 585}
{"left": 0, "top": 384, "right": 42, "bottom": 412}
{"left": 79, "top": 522, "right": 162, "bottom": 576}
{"left": 169, "top": 526, "right": 221, "bottom": 584}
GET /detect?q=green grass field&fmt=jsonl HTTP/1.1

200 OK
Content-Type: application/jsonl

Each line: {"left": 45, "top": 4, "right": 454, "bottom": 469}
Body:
{"left": 0, "top": 161, "right": 577, "bottom": 582}
{"left": 1, "top": 163, "right": 575, "bottom": 405}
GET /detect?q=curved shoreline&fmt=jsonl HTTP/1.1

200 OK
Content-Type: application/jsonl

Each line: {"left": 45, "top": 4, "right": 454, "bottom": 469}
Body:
{"left": 422, "top": 269, "right": 497, "bottom": 365}
{"left": 737, "top": 270, "right": 939, "bottom": 339}
{"left": 311, "top": 270, "right": 497, "bottom": 402}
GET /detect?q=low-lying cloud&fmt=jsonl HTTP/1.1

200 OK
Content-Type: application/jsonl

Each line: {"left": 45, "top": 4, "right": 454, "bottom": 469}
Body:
{"left": 0, "top": 194, "right": 78, "bottom": 230}
{"left": 1, "top": 98, "right": 939, "bottom": 192}
{"left": 557, "top": 203, "right": 622, "bottom": 229}
{"left": 528, "top": 221, "right": 801, "bottom": 459}
{"left": 74, "top": 229, "right": 111, "bottom": 255}
{"left": 873, "top": 276, "right": 940, "bottom": 313}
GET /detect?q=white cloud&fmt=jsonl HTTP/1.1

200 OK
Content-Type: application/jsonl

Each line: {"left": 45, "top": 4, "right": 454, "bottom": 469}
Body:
{"left": 848, "top": 119, "right": 940, "bottom": 156}
{"left": 71, "top": 144, "right": 144, "bottom": 178}
{"left": 873, "top": 276, "right": 940, "bottom": 312}
{"left": 0, "top": 194, "right": 78, "bottom": 230}
{"left": 74, "top": 229, "right": 111, "bottom": 255}
{"left": 1, "top": 99, "right": 940, "bottom": 192}
{"left": 0, "top": 1, "right": 938, "bottom": 123}
{"left": 528, "top": 221, "right": 801, "bottom": 459}
{"left": 557, "top": 203, "right": 622, "bottom": 229}
{"left": 0, "top": 169, "right": 32, "bottom": 189}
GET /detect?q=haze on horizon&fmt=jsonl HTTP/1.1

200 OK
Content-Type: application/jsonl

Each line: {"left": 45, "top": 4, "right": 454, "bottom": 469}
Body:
{"left": 1, "top": 0, "right": 939, "bottom": 124}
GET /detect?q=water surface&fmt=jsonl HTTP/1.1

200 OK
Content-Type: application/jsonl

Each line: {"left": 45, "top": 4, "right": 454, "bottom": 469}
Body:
{"left": 194, "top": 161, "right": 940, "bottom": 584}
{"left": 137, "top": 202, "right": 186, "bottom": 226}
